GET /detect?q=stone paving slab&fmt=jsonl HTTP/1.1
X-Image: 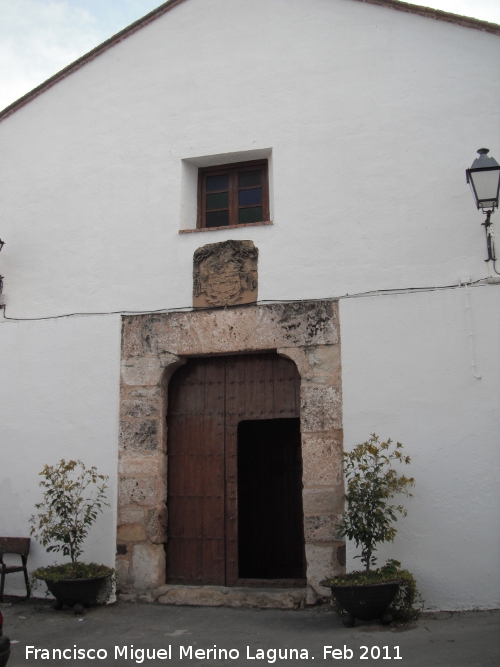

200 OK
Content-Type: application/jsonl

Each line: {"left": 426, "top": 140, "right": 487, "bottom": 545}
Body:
{"left": 1, "top": 598, "right": 499, "bottom": 667}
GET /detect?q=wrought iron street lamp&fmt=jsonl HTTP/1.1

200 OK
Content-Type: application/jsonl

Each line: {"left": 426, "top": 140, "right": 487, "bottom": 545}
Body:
{"left": 466, "top": 148, "right": 500, "bottom": 268}
{"left": 0, "top": 239, "right": 4, "bottom": 302}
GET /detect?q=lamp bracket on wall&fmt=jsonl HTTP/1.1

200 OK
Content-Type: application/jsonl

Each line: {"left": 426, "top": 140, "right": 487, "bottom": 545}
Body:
{"left": 466, "top": 149, "right": 500, "bottom": 274}
{"left": 0, "top": 239, "right": 5, "bottom": 308}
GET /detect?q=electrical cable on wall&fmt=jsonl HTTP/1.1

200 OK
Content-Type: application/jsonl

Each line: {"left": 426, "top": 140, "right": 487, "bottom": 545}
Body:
{"left": 0, "top": 276, "right": 495, "bottom": 323}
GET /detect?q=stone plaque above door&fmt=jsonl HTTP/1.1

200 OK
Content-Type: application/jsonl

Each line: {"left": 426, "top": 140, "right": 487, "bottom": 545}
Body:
{"left": 193, "top": 239, "right": 258, "bottom": 307}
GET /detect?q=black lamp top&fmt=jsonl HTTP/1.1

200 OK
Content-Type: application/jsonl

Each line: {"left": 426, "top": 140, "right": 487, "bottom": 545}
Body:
{"left": 470, "top": 148, "right": 500, "bottom": 170}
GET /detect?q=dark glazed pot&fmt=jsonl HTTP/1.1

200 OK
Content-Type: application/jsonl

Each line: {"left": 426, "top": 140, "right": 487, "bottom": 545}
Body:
{"left": 330, "top": 581, "right": 400, "bottom": 622}
{"left": 0, "top": 635, "right": 10, "bottom": 667}
{"left": 44, "top": 576, "right": 109, "bottom": 608}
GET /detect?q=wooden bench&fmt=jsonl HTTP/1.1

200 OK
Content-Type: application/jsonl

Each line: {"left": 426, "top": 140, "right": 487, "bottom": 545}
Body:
{"left": 0, "top": 537, "right": 31, "bottom": 602}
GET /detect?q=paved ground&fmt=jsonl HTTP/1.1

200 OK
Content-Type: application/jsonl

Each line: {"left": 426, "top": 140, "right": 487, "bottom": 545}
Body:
{"left": 1, "top": 597, "right": 499, "bottom": 667}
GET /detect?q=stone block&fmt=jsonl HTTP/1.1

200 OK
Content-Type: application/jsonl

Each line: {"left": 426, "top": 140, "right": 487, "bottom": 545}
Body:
{"left": 303, "top": 345, "right": 342, "bottom": 385}
{"left": 118, "top": 506, "right": 145, "bottom": 523}
{"left": 122, "top": 321, "right": 145, "bottom": 359}
{"left": 304, "top": 514, "right": 342, "bottom": 542}
{"left": 121, "top": 356, "right": 162, "bottom": 386}
{"left": 115, "top": 558, "right": 130, "bottom": 589}
{"left": 146, "top": 504, "right": 168, "bottom": 544}
{"left": 142, "top": 301, "right": 338, "bottom": 357}
{"left": 152, "top": 584, "right": 170, "bottom": 599}
{"left": 301, "top": 386, "right": 342, "bottom": 432}
{"left": 130, "top": 387, "right": 161, "bottom": 398}
{"left": 132, "top": 543, "right": 166, "bottom": 591}
{"left": 302, "top": 435, "right": 342, "bottom": 486}
{"left": 306, "top": 585, "right": 318, "bottom": 606}
{"left": 118, "top": 451, "right": 166, "bottom": 477}
{"left": 302, "top": 488, "right": 341, "bottom": 515}
{"left": 119, "top": 420, "right": 160, "bottom": 452}
{"left": 278, "top": 345, "right": 341, "bottom": 386}
{"left": 158, "top": 352, "right": 185, "bottom": 369}
{"left": 117, "top": 523, "right": 146, "bottom": 542}
{"left": 305, "top": 543, "right": 344, "bottom": 596}
{"left": 270, "top": 301, "right": 338, "bottom": 348}
{"left": 119, "top": 476, "right": 165, "bottom": 507}
{"left": 276, "top": 347, "right": 310, "bottom": 379}
{"left": 122, "top": 397, "right": 160, "bottom": 419}
{"left": 157, "top": 585, "right": 305, "bottom": 609}
{"left": 122, "top": 316, "right": 159, "bottom": 358}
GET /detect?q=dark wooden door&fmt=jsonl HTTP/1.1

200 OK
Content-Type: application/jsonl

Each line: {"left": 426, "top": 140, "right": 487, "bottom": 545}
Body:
{"left": 166, "top": 353, "right": 303, "bottom": 586}
{"left": 166, "top": 357, "right": 226, "bottom": 585}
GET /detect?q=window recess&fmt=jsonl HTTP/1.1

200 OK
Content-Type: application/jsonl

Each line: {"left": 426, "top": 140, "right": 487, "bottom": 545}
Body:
{"left": 198, "top": 160, "right": 270, "bottom": 229}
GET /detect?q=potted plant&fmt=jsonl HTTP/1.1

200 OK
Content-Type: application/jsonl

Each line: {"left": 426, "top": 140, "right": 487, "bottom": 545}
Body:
{"left": 321, "top": 435, "right": 418, "bottom": 626}
{"left": 0, "top": 611, "right": 10, "bottom": 667}
{"left": 29, "top": 459, "right": 114, "bottom": 613}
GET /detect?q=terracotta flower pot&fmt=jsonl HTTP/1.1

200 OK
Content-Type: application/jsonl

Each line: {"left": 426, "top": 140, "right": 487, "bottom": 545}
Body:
{"left": 330, "top": 581, "right": 400, "bottom": 625}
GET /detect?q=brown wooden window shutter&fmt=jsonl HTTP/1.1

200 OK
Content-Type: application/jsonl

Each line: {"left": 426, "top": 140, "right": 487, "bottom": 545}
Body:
{"left": 198, "top": 160, "right": 270, "bottom": 229}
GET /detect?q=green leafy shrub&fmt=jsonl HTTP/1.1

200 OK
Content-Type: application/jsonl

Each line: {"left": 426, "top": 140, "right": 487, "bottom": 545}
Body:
{"left": 338, "top": 435, "right": 414, "bottom": 572}
{"left": 30, "top": 459, "right": 110, "bottom": 565}
{"left": 321, "top": 436, "right": 422, "bottom": 622}
{"left": 31, "top": 562, "right": 113, "bottom": 583}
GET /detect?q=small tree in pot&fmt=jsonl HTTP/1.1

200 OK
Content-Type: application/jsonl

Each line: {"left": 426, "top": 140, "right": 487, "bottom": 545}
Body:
{"left": 30, "top": 460, "right": 114, "bottom": 613}
{"left": 322, "top": 435, "right": 419, "bottom": 626}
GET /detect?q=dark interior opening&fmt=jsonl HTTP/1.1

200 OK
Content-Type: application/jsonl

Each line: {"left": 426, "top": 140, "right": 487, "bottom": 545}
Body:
{"left": 237, "top": 418, "right": 305, "bottom": 580}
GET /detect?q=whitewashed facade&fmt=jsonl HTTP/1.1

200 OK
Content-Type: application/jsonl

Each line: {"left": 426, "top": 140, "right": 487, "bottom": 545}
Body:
{"left": 0, "top": 0, "right": 499, "bottom": 610}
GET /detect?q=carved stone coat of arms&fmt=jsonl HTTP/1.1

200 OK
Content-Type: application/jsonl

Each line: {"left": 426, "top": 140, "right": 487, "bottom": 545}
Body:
{"left": 193, "top": 240, "right": 258, "bottom": 308}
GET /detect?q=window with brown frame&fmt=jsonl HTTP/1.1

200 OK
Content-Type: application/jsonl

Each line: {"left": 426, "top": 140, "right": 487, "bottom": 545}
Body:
{"left": 198, "top": 160, "right": 270, "bottom": 229}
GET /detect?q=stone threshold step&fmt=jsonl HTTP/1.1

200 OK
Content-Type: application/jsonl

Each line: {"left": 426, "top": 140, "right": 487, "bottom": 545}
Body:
{"left": 152, "top": 584, "right": 307, "bottom": 609}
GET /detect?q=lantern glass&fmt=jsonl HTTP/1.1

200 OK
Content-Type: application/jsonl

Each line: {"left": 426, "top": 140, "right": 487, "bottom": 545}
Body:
{"left": 466, "top": 149, "right": 500, "bottom": 211}
{"left": 468, "top": 169, "right": 500, "bottom": 210}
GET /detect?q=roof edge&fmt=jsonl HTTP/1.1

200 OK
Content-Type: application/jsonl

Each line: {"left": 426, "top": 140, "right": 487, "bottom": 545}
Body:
{"left": 0, "top": 0, "right": 187, "bottom": 123}
{"left": 0, "top": 0, "right": 499, "bottom": 124}
{"left": 353, "top": 0, "right": 500, "bottom": 33}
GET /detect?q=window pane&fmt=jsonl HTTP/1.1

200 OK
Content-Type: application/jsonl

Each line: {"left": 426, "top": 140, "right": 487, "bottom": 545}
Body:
{"left": 206, "top": 210, "right": 229, "bottom": 227}
{"left": 238, "top": 187, "right": 262, "bottom": 207}
{"left": 206, "top": 192, "right": 229, "bottom": 210}
{"left": 238, "top": 170, "right": 261, "bottom": 188}
{"left": 238, "top": 206, "right": 262, "bottom": 224}
{"left": 471, "top": 170, "right": 500, "bottom": 203}
{"left": 206, "top": 173, "right": 229, "bottom": 192}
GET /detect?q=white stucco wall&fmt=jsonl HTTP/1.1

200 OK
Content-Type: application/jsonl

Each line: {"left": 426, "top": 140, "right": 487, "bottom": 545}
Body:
{"left": 0, "top": 0, "right": 499, "bottom": 318}
{"left": 0, "top": 315, "right": 121, "bottom": 596}
{"left": 0, "top": 0, "right": 499, "bottom": 607}
{"left": 341, "top": 285, "right": 500, "bottom": 610}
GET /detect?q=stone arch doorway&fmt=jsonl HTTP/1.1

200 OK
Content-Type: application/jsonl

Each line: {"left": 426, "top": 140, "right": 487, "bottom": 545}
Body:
{"left": 166, "top": 353, "right": 305, "bottom": 587}
{"left": 117, "top": 300, "right": 344, "bottom": 604}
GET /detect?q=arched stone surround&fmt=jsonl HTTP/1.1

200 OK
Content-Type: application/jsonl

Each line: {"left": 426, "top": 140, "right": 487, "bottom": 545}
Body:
{"left": 117, "top": 300, "right": 344, "bottom": 603}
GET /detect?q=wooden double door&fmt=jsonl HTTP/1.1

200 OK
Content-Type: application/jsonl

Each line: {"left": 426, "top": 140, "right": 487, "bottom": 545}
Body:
{"left": 166, "top": 353, "right": 305, "bottom": 586}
